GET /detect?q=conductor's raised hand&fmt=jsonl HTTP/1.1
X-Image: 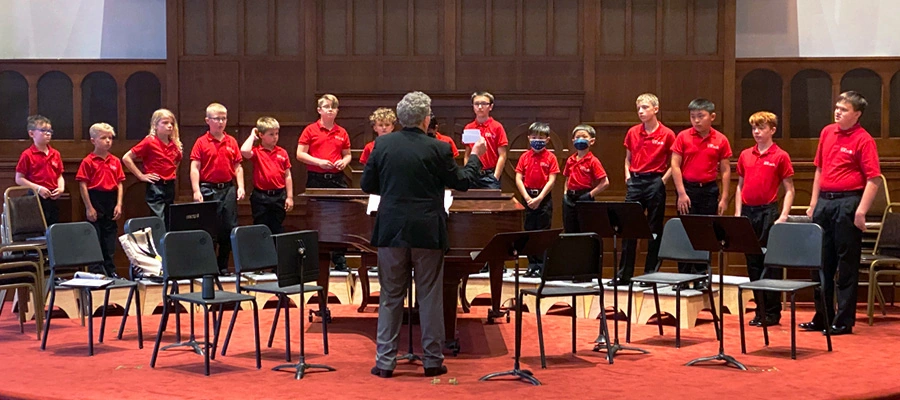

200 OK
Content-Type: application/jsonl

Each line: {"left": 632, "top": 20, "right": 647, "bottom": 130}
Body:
{"left": 470, "top": 137, "right": 487, "bottom": 157}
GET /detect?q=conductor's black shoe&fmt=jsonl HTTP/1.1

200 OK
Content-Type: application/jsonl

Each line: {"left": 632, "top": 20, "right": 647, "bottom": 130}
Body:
{"left": 424, "top": 365, "right": 448, "bottom": 377}
{"left": 828, "top": 325, "right": 853, "bottom": 335}
{"left": 371, "top": 366, "right": 393, "bottom": 378}
{"left": 333, "top": 263, "right": 349, "bottom": 272}
{"left": 799, "top": 321, "right": 824, "bottom": 332}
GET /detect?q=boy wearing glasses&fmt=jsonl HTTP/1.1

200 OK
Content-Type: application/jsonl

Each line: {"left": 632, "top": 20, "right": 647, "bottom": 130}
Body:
{"left": 463, "top": 91, "right": 508, "bottom": 189}
{"left": 190, "top": 103, "right": 245, "bottom": 275}
{"left": 297, "top": 94, "right": 352, "bottom": 271}
{"left": 16, "top": 115, "right": 65, "bottom": 225}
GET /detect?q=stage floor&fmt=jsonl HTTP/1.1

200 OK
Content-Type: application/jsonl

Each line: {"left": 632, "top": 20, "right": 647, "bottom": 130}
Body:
{"left": 1, "top": 302, "right": 899, "bottom": 399}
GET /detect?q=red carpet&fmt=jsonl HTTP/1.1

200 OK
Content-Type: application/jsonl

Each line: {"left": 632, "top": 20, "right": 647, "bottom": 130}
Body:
{"left": 2, "top": 303, "right": 900, "bottom": 400}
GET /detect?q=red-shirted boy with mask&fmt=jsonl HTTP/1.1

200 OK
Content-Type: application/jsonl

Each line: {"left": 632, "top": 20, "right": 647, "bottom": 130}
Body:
{"left": 562, "top": 124, "right": 609, "bottom": 233}
{"left": 515, "top": 122, "right": 559, "bottom": 276}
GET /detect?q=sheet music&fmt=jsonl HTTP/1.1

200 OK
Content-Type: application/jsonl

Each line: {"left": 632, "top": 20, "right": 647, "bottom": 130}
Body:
{"left": 366, "top": 194, "right": 381, "bottom": 215}
{"left": 444, "top": 190, "right": 453, "bottom": 214}
{"left": 61, "top": 278, "right": 113, "bottom": 289}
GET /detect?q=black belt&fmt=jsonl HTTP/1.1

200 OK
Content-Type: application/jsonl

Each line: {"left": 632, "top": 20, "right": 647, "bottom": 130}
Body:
{"left": 820, "top": 190, "right": 863, "bottom": 200}
{"left": 152, "top": 179, "right": 174, "bottom": 186}
{"left": 631, "top": 172, "right": 663, "bottom": 179}
{"left": 526, "top": 188, "right": 541, "bottom": 196}
{"left": 254, "top": 188, "right": 285, "bottom": 196}
{"left": 481, "top": 168, "right": 495, "bottom": 176}
{"left": 743, "top": 202, "right": 778, "bottom": 212}
{"left": 684, "top": 180, "right": 717, "bottom": 188}
{"left": 566, "top": 189, "right": 590, "bottom": 198}
{"left": 200, "top": 181, "right": 233, "bottom": 190}
{"left": 309, "top": 171, "right": 341, "bottom": 180}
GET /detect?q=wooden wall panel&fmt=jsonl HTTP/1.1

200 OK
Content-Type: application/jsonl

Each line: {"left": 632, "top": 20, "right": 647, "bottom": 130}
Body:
{"left": 413, "top": 0, "right": 440, "bottom": 55}
{"left": 663, "top": 0, "right": 688, "bottom": 55}
{"left": 244, "top": 0, "right": 269, "bottom": 56}
{"left": 599, "top": 0, "right": 626, "bottom": 55}
{"left": 631, "top": 0, "right": 657, "bottom": 55}
{"left": 182, "top": 0, "right": 208, "bottom": 55}
{"left": 178, "top": 61, "right": 240, "bottom": 124}
{"left": 519, "top": 61, "right": 582, "bottom": 92}
{"left": 275, "top": 0, "right": 302, "bottom": 56}
{"left": 594, "top": 61, "right": 656, "bottom": 113}
{"left": 455, "top": 61, "right": 517, "bottom": 92}
{"left": 383, "top": 0, "right": 408, "bottom": 55}
{"left": 353, "top": 0, "right": 378, "bottom": 55}
{"left": 553, "top": 0, "right": 579, "bottom": 56}
{"left": 239, "top": 61, "right": 305, "bottom": 123}
{"left": 661, "top": 60, "right": 725, "bottom": 124}
{"left": 381, "top": 61, "right": 445, "bottom": 91}
{"left": 459, "top": 0, "right": 485, "bottom": 56}
{"left": 693, "top": 0, "right": 718, "bottom": 55}
{"left": 214, "top": 0, "right": 240, "bottom": 55}
{"left": 317, "top": 61, "right": 380, "bottom": 92}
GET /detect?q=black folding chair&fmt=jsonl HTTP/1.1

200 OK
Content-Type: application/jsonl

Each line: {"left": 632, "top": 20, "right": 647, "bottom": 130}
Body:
{"left": 222, "top": 225, "right": 329, "bottom": 361}
{"left": 626, "top": 218, "right": 718, "bottom": 348}
{"left": 520, "top": 233, "right": 612, "bottom": 368}
{"left": 42, "top": 222, "right": 142, "bottom": 355}
{"left": 739, "top": 222, "right": 832, "bottom": 359}
{"left": 150, "top": 230, "right": 260, "bottom": 376}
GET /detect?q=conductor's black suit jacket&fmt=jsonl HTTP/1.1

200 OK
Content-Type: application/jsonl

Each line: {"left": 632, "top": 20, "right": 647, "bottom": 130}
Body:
{"left": 360, "top": 127, "right": 483, "bottom": 250}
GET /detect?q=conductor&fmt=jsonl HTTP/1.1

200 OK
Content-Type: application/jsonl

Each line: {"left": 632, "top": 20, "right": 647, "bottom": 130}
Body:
{"left": 361, "top": 91, "right": 487, "bottom": 378}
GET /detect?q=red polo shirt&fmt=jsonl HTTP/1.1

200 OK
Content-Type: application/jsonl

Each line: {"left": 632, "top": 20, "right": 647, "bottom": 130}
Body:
{"left": 737, "top": 143, "right": 793, "bottom": 206}
{"left": 564, "top": 152, "right": 607, "bottom": 191}
{"left": 250, "top": 145, "right": 291, "bottom": 190}
{"left": 16, "top": 145, "right": 63, "bottom": 190}
{"left": 434, "top": 132, "right": 459, "bottom": 157}
{"left": 298, "top": 120, "right": 351, "bottom": 173}
{"left": 814, "top": 123, "right": 881, "bottom": 192}
{"left": 516, "top": 149, "right": 560, "bottom": 189}
{"left": 624, "top": 122, "right": 676, "bottom": 173}
{"left": 464, "top": 118, "right": 508, "bottom": 170}
{"left": 359, "top": 141, "right": 375, "bottom": 165}
{"left": 189, "top": 132, "right": 242, "bottom": 183}
{"left": 76, "top": 153, "right": 125, "bottom": 191}
{"left": 671, "top": 128, "right": 732, "bottom": 183}
{"left": 129, "top": 134, "right": 182, "bottom": 180}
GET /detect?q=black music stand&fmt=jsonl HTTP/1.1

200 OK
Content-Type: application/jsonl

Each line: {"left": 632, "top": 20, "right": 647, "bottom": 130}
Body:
{"left": 396, "top": 267, "right": 421, "bottom": 364}
{"left": 576, "top": 201, "right": 652, "bottom": 359}
{"left": 478, "top": 229, "right": 562, "bottom": 386}
{"left": 680, "top": 215, "right": 760, "bottom": 371}
{"left": 272, "top": 231, "right": 336, "bottom": 379}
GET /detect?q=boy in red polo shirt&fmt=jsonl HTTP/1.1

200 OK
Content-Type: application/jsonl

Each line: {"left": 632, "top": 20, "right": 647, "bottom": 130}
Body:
{"left": 801, "top": 91, "right": 881, "bottom": 336}
{"left": 241, "top": 117, "right": 293, "bottom": 234}
{"left": 123, "top": 108, "right": 183, "bottom": 223}
{"left": 515, "top": 122, "right": 559, "bottom": 276}
{"left": 359, "top": 108, "right": 396, "bottom": 165}
{"left": 464, "top": 91, "right": 508, "bottom": 189}
{"left": 614, "top": 93, "right": 676, "bottom": 286}
{"left": 297, "top": 94, "right": 352, "bottom": 271}
{"left": 76, "top": 123, "right": 125, "bottom": 277}
{"left": 15, "top": 115, "right": 65, "bottom": 226}
{"left": 735, "top": 111, "right": 795, "bottom": 327}
{"left": 428, "top": 115, "right": 459, "bottom": 158}
{"left": 562, "top": 124, "right": 609, "bottom": 233}
{"left": 190, "top": 102, "right": 245, "bottom": 275}
{"left": 671, "top": 98, "right": 732, "bottom": 282}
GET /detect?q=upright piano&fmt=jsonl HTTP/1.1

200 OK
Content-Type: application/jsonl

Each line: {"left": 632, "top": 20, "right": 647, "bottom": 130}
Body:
{"left": 294, "top": 188, "right": 524, "bottom": 353}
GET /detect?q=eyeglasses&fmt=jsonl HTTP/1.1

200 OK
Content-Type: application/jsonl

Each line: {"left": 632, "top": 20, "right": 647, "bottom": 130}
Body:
{"left": 207, "top": 117, "right": 227, "bottom": 123}
{"left": 32, "top": 128, "right": 53, "bottom": 134}
{"left": 473, "top": 102, "right": 492, "bottom": 108}
{"left": 319, "top": 106, "right": 336, "bottom": 111}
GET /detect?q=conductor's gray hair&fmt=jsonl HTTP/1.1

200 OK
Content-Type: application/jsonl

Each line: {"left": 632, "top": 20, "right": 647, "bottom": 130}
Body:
{"left": 396, "top": 91, "right": 432, "bottom": 128}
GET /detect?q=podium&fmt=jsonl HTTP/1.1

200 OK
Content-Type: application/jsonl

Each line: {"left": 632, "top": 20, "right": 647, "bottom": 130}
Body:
{"left": 576, "top": 201, "right": 651, "bottom": 359}
{"left": 477, "top": 229, "right": 562, "bottom": 386}
{"left": 680, "top": 215, "right": 761, "bottom": 370}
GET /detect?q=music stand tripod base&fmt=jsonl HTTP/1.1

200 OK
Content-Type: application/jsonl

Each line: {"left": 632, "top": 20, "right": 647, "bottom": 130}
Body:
{"left": 273, "top": 357, "right": 337, "bottom": 380}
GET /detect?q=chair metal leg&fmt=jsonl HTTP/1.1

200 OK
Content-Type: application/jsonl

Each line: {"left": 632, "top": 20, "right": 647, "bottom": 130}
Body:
{"left": 820, "top": 272, "right": 833, "bottom": 353}
{"left": 739, "top": 288, "right": 746, "bottom": 354}
{"left": 675, "top": 288, "right": 681, "bottom": 349}
{"left": 706, "top": 283, "right": 721, "bottom": 341}
{"left": 284, "top": 296, "right": 292, "bottom": 361}
{"left": 571, "top": 296, "right": 577, "bottom": 354}
{"left": 320, "top": 289, "right": 329, "bottom": 355}
{"left": 597, "top": 289, "right": 613, "bottom": 364}
{"left": 220, "top": 303, "right": 241, "bottom": 356}
{"left": 134, "top": 287, "right": 143, "bottom": 349}
{"left": 535, "top": 295, "right": 546, "bottom": 369}
{"left": 118, "top": 287, "right": 134, "bottom": 340}
{"left": 99, "top": 288, "right": 111, "bottom": 343}
{"left": 653, "top": 284, "right": 663, "bottom": 335}
{"left": 626, "top": 283, "right": 634, "bottom": 343}
{"left": 268, "top": 297, "right": 282, "bottom": 348}
{"left": 40, "top": 275, "right": 56, "bottom": 351}
{"left": 87, "top": 290, "right": 94, "bottom": 356}
{"left": 253, "top": 301, "right": 261, "bottom": 369}
{"left": 867, "top": 268, "right": 877, "bottom": 325}
{"left": 203, "top": 306, "right": 210, "bottom": 376}
{"left": 760, "top": 294, "right": 769, "bottom": 347}
{"left": 790, "top": 293, "right": 797, "bottom": 360}
{"left": 150, "top": 298, "right": 170, "bottom": 368}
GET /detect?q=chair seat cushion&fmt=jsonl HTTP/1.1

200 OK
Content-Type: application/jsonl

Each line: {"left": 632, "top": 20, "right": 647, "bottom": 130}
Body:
{"left": 242, "top": 282, "right": 323, "bottom": 295}
{"left": 739, "top": 279, "right": 818, "bottom": 292}
{"left": 632, "top": 272, "right": 707, "bottom": 285}
{"left": 169, "top": 290, "right": 256, "bottom": 305}
{"left": 521, "top": 285, "right": 598, "bottom": 298}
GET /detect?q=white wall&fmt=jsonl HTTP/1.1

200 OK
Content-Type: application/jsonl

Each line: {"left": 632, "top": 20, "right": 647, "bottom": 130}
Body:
{"left": 737, "top": 0, "right": 900, "bottom": 58}
{"left": 0, "top": 0, "right": 165, "bottom": 59}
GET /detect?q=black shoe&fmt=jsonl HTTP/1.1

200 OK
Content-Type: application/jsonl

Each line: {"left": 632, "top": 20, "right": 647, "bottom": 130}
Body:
{"left": 758, "top": 315, "right": 781, "bottom": 327}
{"left": 333, "top": 263, "right": 349, "bottom": 272}
{"left": 638, "top": 282, "right": 654, "bottom": 288}
{"left": 371, "top": 366, "right": 393, "bottom": 378}
{"left": 748, "top": 316, "right": 762, "bottom": 327}
{"left": 424, "top": 365, "right": 448, "bottom": 377}
{"left": 799, "top": 321, "right": 824, "bottom": 332}
{"left": 827, "top": 325, "right": 853, "bottom": 335}
{"left": 218, "top": 269, "right": 231, "bottom": 276}
{"left": 606, "top": 279, "right": 631, "bottom": 287}
{"left": 692, "top": 282, "right": 708, "bottom": 291}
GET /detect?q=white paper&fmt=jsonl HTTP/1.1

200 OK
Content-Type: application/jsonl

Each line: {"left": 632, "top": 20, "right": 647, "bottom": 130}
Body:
{"left": 61, "top": 278, "right": 113, "bottom": 289}
{"left": 444, "top": 190, "right": 453, "bottom": 214}
{"left": 366, "top": 194, "right": 381, "bottom": 215}
{"left": 462, "top": 129, "right": 481, "bottom": 144}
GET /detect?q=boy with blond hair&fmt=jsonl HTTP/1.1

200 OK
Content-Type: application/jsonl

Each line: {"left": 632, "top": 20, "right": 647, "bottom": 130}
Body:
{"left": 241, "top": 117, "right": 293, "bottom": 234}
{"left": 614, "top": 93, "right": 676, "bottom": 286}
{"left": 190, "top": 102, "right": 245, "bottom": 275}
{"left": 464, "top": 91, "right": 508, "bottom": 189}
{"left": 76, "top": 123, "right": 125, "bottom": 276}
{"left": 15, "top": 115, "right": 65, "bottom": 225}
{"left": 735, "top": 111, "right": 794, "bottom": 327}
{"left": 359, "top": 107, "right": 396, "bottom": 165}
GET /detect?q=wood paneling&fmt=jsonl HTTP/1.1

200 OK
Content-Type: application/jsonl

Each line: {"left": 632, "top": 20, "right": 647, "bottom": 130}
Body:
{"left": 178, "top": 61, "right": 240, "bottom": 124}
